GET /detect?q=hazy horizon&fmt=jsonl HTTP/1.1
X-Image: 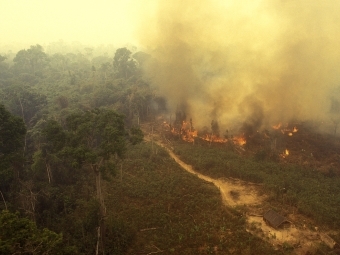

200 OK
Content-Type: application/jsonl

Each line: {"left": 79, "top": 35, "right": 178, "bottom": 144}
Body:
{"left": 2, "top": 0, "right": 340, "bottom": 133}
{"left": 0, "top": 0, "right": 157, "bottom": 48}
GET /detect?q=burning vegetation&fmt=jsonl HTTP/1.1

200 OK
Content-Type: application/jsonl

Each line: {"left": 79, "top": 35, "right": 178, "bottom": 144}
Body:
{"left": 140, "top": 0, "right": 340, "bottom": 159}
{"left": 161, "top": 112, "right": 246, "bottom": 146}
{"left": 156, "top": 109, "right": 340, "bottom": 175}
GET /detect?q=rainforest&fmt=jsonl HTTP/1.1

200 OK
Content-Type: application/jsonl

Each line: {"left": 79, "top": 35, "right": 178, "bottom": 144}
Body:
{"left": 2, "top": 0, "right": 340, "bottom": 254}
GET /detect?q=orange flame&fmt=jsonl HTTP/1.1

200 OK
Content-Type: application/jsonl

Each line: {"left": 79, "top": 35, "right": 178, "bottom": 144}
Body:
{"left": 272, "top": 123, "right": 282, "bottom": 129}
{"left": 163, "top": 119, "right": 246, "bottom": 145}
{"left": 233, "top": 136, "right": 246, "bottom": 146}
{"left": 201, "top": 134, "right": 228, "bottom": 143}
{"left": 273, "top": 123, "right": 299, "bottom": 136}
{"left": 280, "top": 149, "right": 290, "bottom": 158}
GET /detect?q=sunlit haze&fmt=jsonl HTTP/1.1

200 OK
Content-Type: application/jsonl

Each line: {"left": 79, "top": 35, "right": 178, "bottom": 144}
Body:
{"left": 2, "top": 0, "right": 340, "bottom": 132}
{"left": 1, "top": 0, "right": 155, "bottom": 47}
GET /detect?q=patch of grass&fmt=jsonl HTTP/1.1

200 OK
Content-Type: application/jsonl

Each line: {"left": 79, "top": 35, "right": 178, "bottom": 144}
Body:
{"left": 173, "top": 142, "right": 340, "bottom": 229}
{"left": 106, "top": 142, "right": 284, "bottom": 254}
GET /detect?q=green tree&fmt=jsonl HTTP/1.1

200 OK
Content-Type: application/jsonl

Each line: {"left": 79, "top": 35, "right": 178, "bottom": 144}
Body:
{"left": 63, "top": 109, "right": 127, "bottom": 253}
{"left": 0, "top": 54, "right": 12, "bottom": 81}
{"left": 129, "top": 126, "right": 144, "bottom": 145}
{"left": 32, "top": 119, "right": 66, "bottom": 184}
{"left": 1, "top": 83, "right": 47, "bottom": 127}
{"left": 113, "top": 48, "right": 136, "bottom": 79}
{"left": 0, "top": 210, "right": 67, "bottom": 254}
{"left": 64, "top": 108, "right": 126, "bottom": 194}
{"left": 99, "top": 62, "right": 111, "bottom": 82}
{"left": 49, "top": 53, "right": 68, "bottom": 73}
{"left": 0, "top": 104, "right": 26, "bottom": 196}
{"left": 12, "top": 44, "right": 48, "bottom": 75}
{"left": 0, "top": 55, "right": 7, "bottom": 72}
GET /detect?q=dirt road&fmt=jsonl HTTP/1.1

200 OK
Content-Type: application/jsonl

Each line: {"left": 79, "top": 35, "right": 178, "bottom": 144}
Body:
{"left": 147, "top": 135, "right": 329, "bottom": 254}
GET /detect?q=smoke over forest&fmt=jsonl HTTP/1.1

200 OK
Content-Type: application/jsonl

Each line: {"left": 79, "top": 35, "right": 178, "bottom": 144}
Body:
{"left": 138, "top": 0, "right": 340, "bottom": 132}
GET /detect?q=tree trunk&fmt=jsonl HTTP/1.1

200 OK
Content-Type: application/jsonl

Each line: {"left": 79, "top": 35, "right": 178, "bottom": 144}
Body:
{"left": 95, "top": 170, "right": 105, "bottom": 212}
{"left": 96, "top": 226, "right": 100, "bottom": 255}
{"left": 17, "top": 95, "right": 27, "bottom": 177}
{"left": 0, "top": 190, "right": 7, "bottom": 210}
{"left": 45, "top": 161, "right": 52, "bottom": 184}
{"left": 93, "top": 162, "right": 106, "bottom": 254}
{"left": 151, "top": 125, "right": 154, "bottom": 154}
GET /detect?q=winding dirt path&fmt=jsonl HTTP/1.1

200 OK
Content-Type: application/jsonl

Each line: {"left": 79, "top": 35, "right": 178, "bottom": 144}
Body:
{"left": 145, "top": 135, "right": 330, "bottom": 254}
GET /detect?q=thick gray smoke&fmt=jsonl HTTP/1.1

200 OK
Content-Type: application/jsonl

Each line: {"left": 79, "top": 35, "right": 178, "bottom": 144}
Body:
{"left": 138, "top": 0, "right": 340, "bottom": 132}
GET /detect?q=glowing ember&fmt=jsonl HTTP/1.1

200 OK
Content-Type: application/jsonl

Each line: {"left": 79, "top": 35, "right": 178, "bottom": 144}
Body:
{"left": 272, "top": 123, "right": 282, "bottom": 129}
{"left": 280, "top": 149, "right": 290, "bottom": 158}
{"left": 201, "top": 134, "right": 227, "bottom": 143}
{"left": 273, "top": 123, "right": 299, "bottom": 136}
{"left": 233, "top": 136, "right": 246, "bottom": 146}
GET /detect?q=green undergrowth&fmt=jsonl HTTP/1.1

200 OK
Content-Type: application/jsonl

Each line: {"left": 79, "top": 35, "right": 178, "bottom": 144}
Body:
{"left": 106, "top": 142, "right": 285, "bottom": 254}
{"left": 173, "top": 142, "right": 340, "bottom": 230}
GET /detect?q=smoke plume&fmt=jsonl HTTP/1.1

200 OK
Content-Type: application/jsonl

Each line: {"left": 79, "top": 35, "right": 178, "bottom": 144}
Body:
{"left": 138, "top": 0, "right": 340, "bottom": 133}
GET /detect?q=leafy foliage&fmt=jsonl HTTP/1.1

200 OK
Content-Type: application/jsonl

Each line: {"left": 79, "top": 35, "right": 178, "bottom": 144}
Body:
{"left": 0, "top": 210, "right": 68, "bottom": 254}
{"left": 0, "top": 104, "right": 26, "bottom": 193}
{"left": 12, "top": 44, "right": 49, "bottom": 75}
{"left": 0, "top": 104, "right": 26, "bottom": 156}
{"left": 1, "top": 83, "right": 47, "bottom": 126}
{"left": 64, "top": 108, "right": 127, "bottom": 163}
{"left": 113, "top": 48, "right": 136, "bottom": 79}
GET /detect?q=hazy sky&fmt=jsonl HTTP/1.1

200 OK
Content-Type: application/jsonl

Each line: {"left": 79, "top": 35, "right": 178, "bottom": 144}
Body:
{"left": 0, "top": 0, "right": 155, "bottom": 46}
{"left": 2, "top": 0, "right": 340, "bottom": 132}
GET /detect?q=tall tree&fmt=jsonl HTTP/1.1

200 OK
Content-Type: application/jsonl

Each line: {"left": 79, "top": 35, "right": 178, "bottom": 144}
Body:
{"left": 99, "top": 62, "right": 111, "bottom": 82}
{"left": 32, "top": 119, "right": 66, "bottom": 184}
{"left": 0, "top": 104, "right": 26, "bottom": 199}
{"left": 1, "top": 83, "right": 47, "bottom": 127}
{"left": 0, "top": 55, "right": 10, "bottom": 80}
{"left": 63, "top": 108, "right": 127, "bottom": 253}
{"left": 50, "top": 53, "right": 68, "bottom": 73}
{"left": 12, "top": 44, "right": 48, "bottom": 75}
{"left": 64, "top": 108, "right": 126, "bottom": 198}
{"left": 113, "top": 48, "right": 136, "bottom": 79}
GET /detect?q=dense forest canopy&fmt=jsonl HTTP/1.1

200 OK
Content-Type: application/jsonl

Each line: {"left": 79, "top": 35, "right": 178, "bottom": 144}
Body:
{"left": 2, "top": 1, "right": 340, "bottom": 254}
{"left": 0, "top": 44, "right": 153, "bottom": 254}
